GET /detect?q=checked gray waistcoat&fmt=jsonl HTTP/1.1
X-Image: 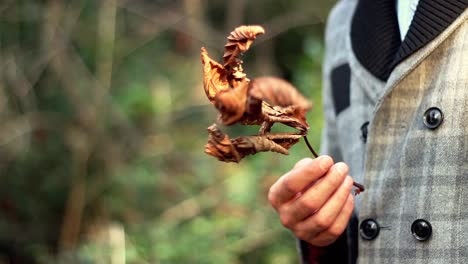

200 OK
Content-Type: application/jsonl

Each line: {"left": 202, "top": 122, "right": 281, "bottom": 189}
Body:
{"left": 310, "top": 0, "right": 468, "bottom": 263}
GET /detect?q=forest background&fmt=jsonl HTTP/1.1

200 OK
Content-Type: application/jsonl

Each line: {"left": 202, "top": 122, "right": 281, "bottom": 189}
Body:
{"left": 0, "top": 0, "right": 336, "bottom": 263}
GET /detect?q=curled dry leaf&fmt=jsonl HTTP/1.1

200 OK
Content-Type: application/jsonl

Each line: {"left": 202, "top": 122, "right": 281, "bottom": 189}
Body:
{"left": 200, "top": 24, "right": 365, "bottom": 193}
{"left": 201, "top": 47, "right": 229, "bottom": 103}
{"left": 248, "top": 77, "right": 311, "bottom": 111}
{"left": 205, "top": 124, "right": 302, "bottom": 163}
{"left": 223, "top": 25, "right": 265, "bottom": 81}
{"left": 201, "top": 25, "right": 311, "bottom": 162}
{"left": 248, "top": 77, "right": 312, "bottom": 128}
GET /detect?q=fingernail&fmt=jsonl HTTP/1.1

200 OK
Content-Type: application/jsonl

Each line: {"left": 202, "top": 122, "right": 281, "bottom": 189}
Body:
{"left": 319, "top": 156, "right": 332, "bottom": 170}
{"left": 294, "top": 158, "right": 313, "bottom": 169}
{"left": 334, "top": 162, "right": 348, "bottom": 174}
{"left": 345, "top": 176, "right": 353, "bottom": 186}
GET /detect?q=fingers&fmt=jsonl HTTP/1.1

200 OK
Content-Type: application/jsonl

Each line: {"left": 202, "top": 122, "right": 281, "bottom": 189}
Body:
{"left": 268, "top": 156, "right": 334, "bottom": 208}
{"left": 292, "top": 176, "right": 354, "bottom": 242}
{"left": 282, "top": 162, "right": 349, "bottom": 225}
{"left": 292, "top": 157, "right": 317, "bottom": 169}
{"left": 307, "top": 193, "right": 355, "bottom": 246}
{"left": 268, "top": 157, "right": 355, "bottom": 247}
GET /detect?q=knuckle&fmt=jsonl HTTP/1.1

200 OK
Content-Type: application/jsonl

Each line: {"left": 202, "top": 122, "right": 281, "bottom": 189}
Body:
{"left": 294, "top": 230, "right": 310, "bottom": 241}
{"left": 327, "top": 226, "right": 344, "bottom": 238}
{"left": 267, "top": 187, "right": 278, "bottom": 207}
{"left": 314, "top": 215, "right": 333, "bottom": 230}
{"left": 297, "top": 198, "right": 318, "bottom": 213}
{"left": 280, "top": 214, "right": 294, "bottom": 229}
{"left": 281, "top": 176, "right": 296, "bottom": 195}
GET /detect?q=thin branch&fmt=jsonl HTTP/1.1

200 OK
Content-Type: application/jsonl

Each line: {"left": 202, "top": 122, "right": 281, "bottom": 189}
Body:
{"left": 96, "top": 0, "right": 117, "bottom": 92}
{"left": 303, "top": 135, "right": 319, "bottom": 158}
{"left": 117, "top": 0, "right": 226, "bottom": 59}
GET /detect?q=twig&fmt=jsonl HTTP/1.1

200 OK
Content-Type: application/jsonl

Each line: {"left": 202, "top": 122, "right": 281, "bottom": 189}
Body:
{"left": 303, "top": 135, "right": 365, "bottom": 194}
{"left": 303, "top": 135, "right": 318, "bottom": 158}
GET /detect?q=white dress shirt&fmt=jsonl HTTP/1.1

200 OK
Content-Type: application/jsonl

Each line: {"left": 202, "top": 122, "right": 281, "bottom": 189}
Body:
{"left": 397, "top": 0, "right": 420, "bottom": 40}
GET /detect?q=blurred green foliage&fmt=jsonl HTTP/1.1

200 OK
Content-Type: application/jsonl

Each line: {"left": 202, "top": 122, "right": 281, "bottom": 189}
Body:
{"left": 0, "top": 0, "right": 333, "bottom": 263}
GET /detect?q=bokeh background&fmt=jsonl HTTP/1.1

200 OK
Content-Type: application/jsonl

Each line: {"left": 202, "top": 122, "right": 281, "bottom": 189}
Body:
{"left": 0, "top": 0, "right": 335, "bottom": 263}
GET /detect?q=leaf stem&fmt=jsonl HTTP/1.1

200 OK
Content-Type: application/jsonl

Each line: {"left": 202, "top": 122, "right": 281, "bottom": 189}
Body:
{"left": 303, "top": 136, "right": 318, "bottom": 158}
{"left": 303, "top": 135, "right": 365, "bottom": 194}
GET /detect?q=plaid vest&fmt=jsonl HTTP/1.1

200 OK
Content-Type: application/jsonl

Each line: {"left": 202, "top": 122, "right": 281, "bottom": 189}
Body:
{"left": 300, "top": 0, "right": 468, "bottom": 263}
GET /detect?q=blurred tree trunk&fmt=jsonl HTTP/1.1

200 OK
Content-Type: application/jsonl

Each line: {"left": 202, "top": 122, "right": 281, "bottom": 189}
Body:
{"left": 97, "top": 0, "right": 117, "bottom": 93}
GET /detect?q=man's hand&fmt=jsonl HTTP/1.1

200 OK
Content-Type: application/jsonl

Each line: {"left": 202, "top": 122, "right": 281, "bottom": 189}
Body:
{"left": 268, "top": 156, "right": 355, "bottom": 246}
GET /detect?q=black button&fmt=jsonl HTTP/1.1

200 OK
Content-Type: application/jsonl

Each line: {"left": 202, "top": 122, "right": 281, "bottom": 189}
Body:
{"left": 411, "top": 219, "right": 432, "bottom": 241}
{"left": 360, "top": 121, "right": 369, "bottom": 143}
{"left": 423, "top": 107, "right": 443, "bottom": 129}
{"left": 360, "top": 218, "right": 380, "bottom": 240}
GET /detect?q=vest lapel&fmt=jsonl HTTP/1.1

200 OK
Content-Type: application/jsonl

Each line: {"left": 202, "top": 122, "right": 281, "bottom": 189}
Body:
{"left": 351, "top": 0, "right": 467, "bottom": 82}
{"left": 393, "top": 0, "right": 468, "bottom": 67}
{"left": 377, "top": 9, "right": 468, "bottom": 117}
{"left": 351, "top": 0, "right": 401, "bottom": 81}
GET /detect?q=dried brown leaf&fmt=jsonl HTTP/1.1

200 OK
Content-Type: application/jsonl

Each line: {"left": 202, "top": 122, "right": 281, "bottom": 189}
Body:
{"left": 213, "top": 82, "right": 248, "bottom": 125}
{"left": 201, "top": 47, "right": 230, "bottom": 104}
{"left": 249, "top": 77, "right": 312, "bottom": 110}
{"left": 205, "top": 124, "right": 302, "bottom": 162}
{"left": 248, "top": 77, "right": 311, "bottom": 130}
{"left": 202, "top": 25, "right": 311, "bottom": 161}
{"left": 223, "top": 25, "right": 265, "bottom": 68}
